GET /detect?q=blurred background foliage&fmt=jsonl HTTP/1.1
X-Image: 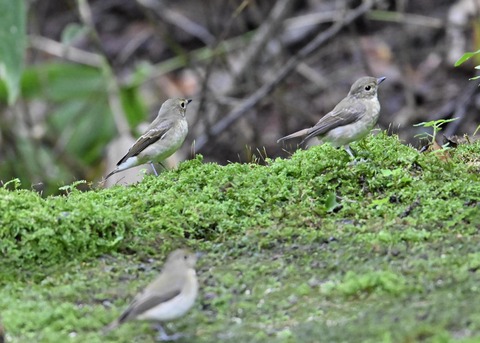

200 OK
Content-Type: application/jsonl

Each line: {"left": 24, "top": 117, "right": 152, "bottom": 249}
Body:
{"left": 0, "top": 0, "right": 479, "bottom": 194}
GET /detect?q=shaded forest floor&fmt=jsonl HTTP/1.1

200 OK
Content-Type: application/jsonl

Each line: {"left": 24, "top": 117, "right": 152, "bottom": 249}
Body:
{"left": 1, "top": 133, "right": 480, "bottom": 342}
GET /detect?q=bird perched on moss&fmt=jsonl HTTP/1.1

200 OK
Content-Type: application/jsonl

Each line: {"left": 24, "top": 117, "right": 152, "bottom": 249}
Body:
{"left": 104, "top": 249, "right": 200, "bottom": 341}
{"left": 105, "top": 98, "right": 192, "bottom": 179}
{"left": 277, "top": 76, "right": 385, "bottom": 158}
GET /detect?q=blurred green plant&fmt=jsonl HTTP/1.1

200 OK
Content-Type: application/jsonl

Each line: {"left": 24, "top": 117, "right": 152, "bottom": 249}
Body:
{"left": 0, "top": 0, "right": 26, "bottom": 104}
{"left": 0, "top": 0, "right": 153, "bottom": 195}
{"left": 0, "top": 61, "right": 148, "bottom": 194}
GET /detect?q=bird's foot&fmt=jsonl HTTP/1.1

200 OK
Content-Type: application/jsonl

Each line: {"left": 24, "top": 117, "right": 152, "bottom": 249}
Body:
{"left": 157, "top": 332, "right": 185, "bottom": 341}
{"left": 154, "top": 324, "right": 185, "bottom": 342}
{"left": 343, "top": 145, "right": 369, "bottom": 165}
{"left": 348, "top": 158, "right": 367, "bottom": 166}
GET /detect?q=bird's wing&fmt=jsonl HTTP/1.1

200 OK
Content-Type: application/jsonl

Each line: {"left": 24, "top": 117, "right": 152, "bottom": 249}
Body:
{"left": 116, "top": 119, "right": 175, "bottom": 165}
{"left": 117, "top": 275, "right": 185, "bottom": 323}
{"left": 302, "top": 101, "right": 366, "bottom": 142}
{"left": 118, "top": 290, "right": 181, "bottom": 323}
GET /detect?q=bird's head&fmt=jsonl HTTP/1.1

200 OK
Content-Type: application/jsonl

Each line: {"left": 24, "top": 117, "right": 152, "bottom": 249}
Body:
{"left": 348, "top": 76, "right": 385, "bottom": 99}
{"left": 159, "top": 98, "right": 193, "bottom": 117}
{"left": 166, "top": 249, "right": 199, "bottom": 269}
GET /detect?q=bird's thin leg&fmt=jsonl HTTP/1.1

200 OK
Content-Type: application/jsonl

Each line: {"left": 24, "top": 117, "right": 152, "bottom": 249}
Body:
{"left": 344, "top": 145, "right": 356, "bottom": 159}
{"left": 154, "top": 324, "right": 184, "bottom": 341}
{"left": 150, "top": 162, "right": 159, "bottom": 176}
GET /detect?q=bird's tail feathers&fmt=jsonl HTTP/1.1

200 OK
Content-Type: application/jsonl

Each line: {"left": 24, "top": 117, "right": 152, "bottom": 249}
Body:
{"left": 102, "top": 319, "right": 120, "bottom": 335}
{"left": 105, "top": 169, "right": 117, "bottom": 180}
{"left": 105, "top": 155, "right": 140, "bottom": 180}
{"left": 276, "top": 128, "right": 310, "bottom": 143}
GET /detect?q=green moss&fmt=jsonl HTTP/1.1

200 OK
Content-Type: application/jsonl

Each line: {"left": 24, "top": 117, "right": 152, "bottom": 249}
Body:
{"left": 1, "top": 133, "right": 480, "bottom": 342}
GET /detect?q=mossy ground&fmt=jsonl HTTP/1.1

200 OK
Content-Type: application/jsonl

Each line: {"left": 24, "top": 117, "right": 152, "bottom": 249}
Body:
{"left": 1, "top": 132, "right": 479, "bottom": 342}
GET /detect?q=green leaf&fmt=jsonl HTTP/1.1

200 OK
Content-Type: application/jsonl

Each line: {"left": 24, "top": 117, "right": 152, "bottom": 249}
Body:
{"left": 0, "top": 0, "right": 26, "bottom": 104}
{"left": 325, "top": 192, "right": 339, "bottom": 213}
{"left": 454, "top": 49, "right": 480, "bottom": 67}
{"left": 28, "top": 62, "right": 106, "bottom": 101}
{"left": 380, "top": 169, "right": 393, "bottom": 177}
{"left": 413, "top": 121, "right": 434, "bottom": 128}
{"left": 58, "top": 180, "right": 87, "bottom": 193}
{"left": 414, "top": 118, "right": 458, "bottom": 129}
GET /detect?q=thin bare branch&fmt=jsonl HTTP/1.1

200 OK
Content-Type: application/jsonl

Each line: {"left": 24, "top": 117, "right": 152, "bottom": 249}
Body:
{"left": 136, "top": 0, "right": 215, "bottom": 46}
{"left": 367, "top": 10, "right": 444, "bottom": 28}
{"left": 29, "top": 35, "right": 103, "bottom": 67}
{"left": 233, "top": 0, "right": 294, "bottom": 79}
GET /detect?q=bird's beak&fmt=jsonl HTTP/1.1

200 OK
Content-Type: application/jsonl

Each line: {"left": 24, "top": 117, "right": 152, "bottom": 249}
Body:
{"left": 377, "top": 77, "right": 386, "bottom": 85}
{"left": 187, "top": 99, "right": 193, "bottom": 104}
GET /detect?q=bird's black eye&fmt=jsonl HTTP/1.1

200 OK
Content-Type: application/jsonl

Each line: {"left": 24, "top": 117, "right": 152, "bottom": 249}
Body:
{"left": 184, "top": 255, "right": 188, "bottom": 260}
{"left": 364, "top": 85, "right": 372, "bottom": 91}
{"left": 180, "top": 101, "right": 186, "bottom": 108}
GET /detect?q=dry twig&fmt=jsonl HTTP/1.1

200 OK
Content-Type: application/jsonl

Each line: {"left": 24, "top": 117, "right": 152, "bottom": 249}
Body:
{"left": 136, "top": 0, "right": 215, "bottom": 46}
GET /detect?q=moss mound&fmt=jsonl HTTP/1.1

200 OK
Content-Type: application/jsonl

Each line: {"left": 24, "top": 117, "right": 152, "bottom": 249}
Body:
{"left": 1, "top": 133, "right": 479, "bottom": 342}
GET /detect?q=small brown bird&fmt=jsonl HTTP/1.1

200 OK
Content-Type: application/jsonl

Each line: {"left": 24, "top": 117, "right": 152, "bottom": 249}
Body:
{"left": 105, "top": 98, "right": 192, "bottom": 179}
{"left": 104, "top": 249, "right": 200, "bottom": 341}
{"left": 277, "top": 76, "right": 385, "bottom": 158}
